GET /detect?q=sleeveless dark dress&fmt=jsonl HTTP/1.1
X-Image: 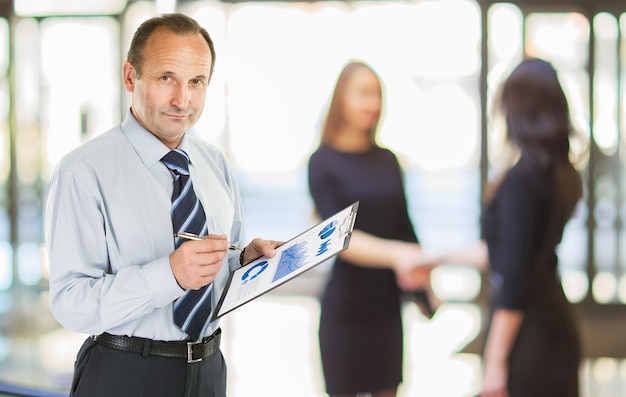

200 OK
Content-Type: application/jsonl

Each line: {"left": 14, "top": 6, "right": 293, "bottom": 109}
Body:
{"left": 308, "top": 145, "right": 418, "bottom": 394}
{"left": 482, "top": 162, "right": 581, "bottom": 397}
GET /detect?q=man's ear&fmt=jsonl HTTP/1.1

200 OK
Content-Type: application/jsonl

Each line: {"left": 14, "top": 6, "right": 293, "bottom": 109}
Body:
{"left": 122, "top": 62, "right": 136, "bottom": 92}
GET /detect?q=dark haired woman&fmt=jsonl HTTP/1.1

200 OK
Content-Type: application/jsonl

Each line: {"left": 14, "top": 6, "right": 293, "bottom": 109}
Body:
{"left": 403, "top": 58, "right": 583, "bottom": 396}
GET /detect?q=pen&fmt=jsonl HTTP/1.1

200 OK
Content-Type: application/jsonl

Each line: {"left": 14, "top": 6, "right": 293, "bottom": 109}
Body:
{"left": 175, "top": 232, "right": 243, "bottom": 251}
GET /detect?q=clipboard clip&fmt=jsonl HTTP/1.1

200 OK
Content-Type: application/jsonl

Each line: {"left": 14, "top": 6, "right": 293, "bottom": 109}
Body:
{"left": 339, "top": 210, "right": 357, "bottom": 238}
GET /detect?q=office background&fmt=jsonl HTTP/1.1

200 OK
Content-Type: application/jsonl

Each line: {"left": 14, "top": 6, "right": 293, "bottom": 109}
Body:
{"left": 1, "top": 0, "right": 626, "bottom": 395}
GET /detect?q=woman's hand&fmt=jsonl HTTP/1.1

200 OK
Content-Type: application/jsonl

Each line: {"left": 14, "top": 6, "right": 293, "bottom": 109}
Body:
{"left": 479, "top": 309, "right": 522, "bottom": 397}
{"left": 391, "top": 242, "right": 427, "bottom": 275}
{"left": 480, "top": 359, "right": 509, "bottom": 397}
{"left": 395, "top": 250, "right": 440, "bottom": 290}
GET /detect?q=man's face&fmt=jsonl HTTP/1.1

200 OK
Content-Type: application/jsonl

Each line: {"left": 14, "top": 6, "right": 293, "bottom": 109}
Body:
{"left": 123, "top": 27, "right": 213, "bottom": 148}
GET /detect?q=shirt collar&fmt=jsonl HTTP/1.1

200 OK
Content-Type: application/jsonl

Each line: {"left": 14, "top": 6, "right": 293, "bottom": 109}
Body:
{"left": 120, "top": 110, "right": 191, "bottom": 168}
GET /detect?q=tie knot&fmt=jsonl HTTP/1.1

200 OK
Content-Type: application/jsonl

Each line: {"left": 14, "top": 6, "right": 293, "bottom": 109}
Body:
{"left": 161, "top": 149, "right": 190, "bottom": 175}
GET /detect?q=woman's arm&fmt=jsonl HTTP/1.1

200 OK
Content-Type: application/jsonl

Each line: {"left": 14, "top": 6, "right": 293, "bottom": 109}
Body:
{"left": 339, "top": 229, "right": 425, "bottom": 274}
{"left": 438, "top": 241, "right": 489, "bottom": 271}
{"left": 397, "top": 241, "right": 488, "bottom": 291}
{"left": 480, "top": 309, "right": 524, "bottom": 397}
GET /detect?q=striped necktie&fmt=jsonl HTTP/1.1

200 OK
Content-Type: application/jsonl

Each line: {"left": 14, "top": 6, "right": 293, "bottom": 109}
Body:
{"left": 161, "top": 149, "right": 213, "bottom": 341}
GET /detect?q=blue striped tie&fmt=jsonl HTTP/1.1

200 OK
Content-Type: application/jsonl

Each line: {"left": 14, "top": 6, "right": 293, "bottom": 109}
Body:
{"left": 161, "top": 149, "right": 213, "bottom": 341}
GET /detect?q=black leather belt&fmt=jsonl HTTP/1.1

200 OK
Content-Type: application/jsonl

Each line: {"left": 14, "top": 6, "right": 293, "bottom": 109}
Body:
{"left": 93, "top": 328, "right": 221, "bottom": 363}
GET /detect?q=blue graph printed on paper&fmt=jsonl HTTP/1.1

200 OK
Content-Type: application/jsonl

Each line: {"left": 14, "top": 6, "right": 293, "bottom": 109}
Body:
{"left": 317, "top": 240, "right": 332, "bottom": 256}
{"left": 271, "top": 218, "right": 341, "bottom": 283}
{"left": 272, "top": 241, "right": 309, "bottom": 282}
{"left": 317, "top": 220, "right": 337, "bottom": 256}
{"left": 318, "top": 220, "right": 337, "bottom": 240}
{"left": 241, "top": 261, "right": 269, "bottom": 285}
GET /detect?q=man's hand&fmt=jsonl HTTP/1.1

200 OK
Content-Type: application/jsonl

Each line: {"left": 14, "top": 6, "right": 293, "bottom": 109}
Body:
{"left": 169, "top": 234, "right": 229, "bottom": 290}
{"left": 240, "top": 238, "right": 281, "bottom": 265}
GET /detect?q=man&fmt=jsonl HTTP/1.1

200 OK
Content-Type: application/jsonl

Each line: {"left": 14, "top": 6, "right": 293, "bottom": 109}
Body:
{"left": 45, "top": 13, "right": 278, "bottom": 397}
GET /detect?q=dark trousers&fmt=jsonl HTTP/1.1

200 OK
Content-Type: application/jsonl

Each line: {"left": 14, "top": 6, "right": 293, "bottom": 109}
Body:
{"left": 70, "top": 337, "right": 227, "bottom": 397}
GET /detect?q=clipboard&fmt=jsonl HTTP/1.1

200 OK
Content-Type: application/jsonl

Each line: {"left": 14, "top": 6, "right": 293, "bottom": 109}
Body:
{"left": 211, "top": 201, "right": 359, "bottom": 321}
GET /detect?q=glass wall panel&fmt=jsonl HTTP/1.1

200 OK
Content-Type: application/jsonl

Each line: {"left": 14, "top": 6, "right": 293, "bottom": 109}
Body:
{"left": 40, "top": 17, "right": 120, "bottom": 173}
{"left": 0, "top": 18, "right": 9, "bottom": 291}
{"left": 224, "top": 2, "right": 348, "bottom": 174}
{"left": 620, "top": 13, "right": 626, "bottom": 303}
{"left": 14, "top": 0, "right": 127, "bottom": 17}
{"left": 122, "top": 1, "right": 158, "bottom": 113}
{"left": 594, "top": 14, "right": 619, "bottom": 156}
{"left": 0, "top": 14, "right": 122, "bottom": 391}
{"left": 36, "top": 17, "right": 119, "bottom": 288}
{"left": 591, "top": 13, "right": 620, "bottom": 302}
{"left": 182, "top": 2, "right": 227, "bottom": 147}
{"left": 525, "top": 12, "right": 591, "bottom": 302}
{"left": 486, "top": 3, "right": 522, "bottom": 173}
{"left": 13, "top": 19, "right": 41, "bottom": 279}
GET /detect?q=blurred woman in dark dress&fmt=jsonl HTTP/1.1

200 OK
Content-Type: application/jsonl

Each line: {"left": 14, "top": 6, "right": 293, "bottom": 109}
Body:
{"left": 401, "top": 58, "right": 583, "bottom": 397}
{"left": 308, "top": 61, "right": 432, "bottom": 397}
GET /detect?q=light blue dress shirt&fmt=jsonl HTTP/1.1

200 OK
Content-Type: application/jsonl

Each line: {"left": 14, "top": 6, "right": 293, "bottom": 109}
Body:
{"left": 45, "top": 112, "right": 245, "bottom": 341}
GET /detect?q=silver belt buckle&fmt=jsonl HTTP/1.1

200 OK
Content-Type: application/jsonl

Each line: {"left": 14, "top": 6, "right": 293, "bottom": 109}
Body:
{"left": 187, "top": 341, "right": 203, "bottom": 363}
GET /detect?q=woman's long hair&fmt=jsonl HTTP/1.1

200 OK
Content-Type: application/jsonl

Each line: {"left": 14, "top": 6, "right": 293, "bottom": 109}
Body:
{"left": 494, "top": 58, "right": 582, "bottom": 220}
{"left": 500, "top": 58, "right": 571, "bottom": 167}
{"left": 319, "top": 61, "right": 382, "bottom": 146}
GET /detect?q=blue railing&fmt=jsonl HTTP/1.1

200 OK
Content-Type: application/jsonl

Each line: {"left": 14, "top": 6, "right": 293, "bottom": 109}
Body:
{"left": 0, "top": 384, "right": 67, "bottom": 397}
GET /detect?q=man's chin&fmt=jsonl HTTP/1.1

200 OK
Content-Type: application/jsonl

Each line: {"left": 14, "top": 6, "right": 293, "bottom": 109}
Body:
{"left": 165, "top": 119, "right": 193, "bottom": 133}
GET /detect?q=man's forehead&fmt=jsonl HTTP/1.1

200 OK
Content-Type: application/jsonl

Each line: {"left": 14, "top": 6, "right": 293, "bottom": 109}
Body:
{"left": 142, "top": 30, "right": 212, "bottom": 72}
{"left": 146, "top": 28, "right": 209, "bottom": 51}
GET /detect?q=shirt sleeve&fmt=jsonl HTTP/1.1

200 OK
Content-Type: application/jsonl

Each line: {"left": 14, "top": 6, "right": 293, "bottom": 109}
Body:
{"left": 225, "top": 163, "right": 246, "bottom": 272}
{"left": 45, "top": 167, "right": 184, "bottom": 335}
{"left": 491, "top": 171, "right": 538, "bottom": 310}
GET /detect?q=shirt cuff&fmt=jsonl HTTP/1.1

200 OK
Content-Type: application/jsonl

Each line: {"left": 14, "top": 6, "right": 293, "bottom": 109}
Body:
{"left": 229, "top": 250, "right": 242, "bottom": 271}
{"left": 143, "top": 255, "right": 185, "bottom": 307}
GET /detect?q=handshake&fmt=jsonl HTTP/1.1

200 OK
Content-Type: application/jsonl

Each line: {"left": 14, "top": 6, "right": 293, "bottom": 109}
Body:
{"left": 392, "top": 240, "right": 488, "bottom": 320}
{"left": 391, "top": 242, "right": 443, "bottom": 320}
{"left": 342, "top": 231, "right": 488, "bottom": 320}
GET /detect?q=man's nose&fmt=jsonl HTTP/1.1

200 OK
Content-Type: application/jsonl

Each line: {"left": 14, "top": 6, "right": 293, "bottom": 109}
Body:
{"left": 171, "top": 84, "right": 190, "bottom": 109}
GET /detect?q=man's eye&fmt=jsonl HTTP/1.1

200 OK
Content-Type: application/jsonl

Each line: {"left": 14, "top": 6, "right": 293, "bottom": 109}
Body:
{"left": 161, "top": 75, "right": 171, "bottom": 81}
{"left": 192, "top": 79, "right": 203, "bottom": 85}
